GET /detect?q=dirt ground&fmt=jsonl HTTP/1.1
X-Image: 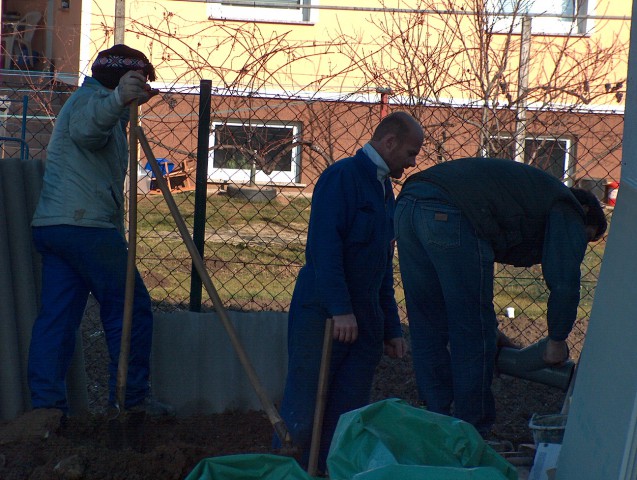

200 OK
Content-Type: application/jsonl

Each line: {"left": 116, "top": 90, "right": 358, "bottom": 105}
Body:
{"left": 0, "top": 312, "right": 570, "bottom": 480}
{"left": 0, "top": 355, "right": 566, "bottom": 479}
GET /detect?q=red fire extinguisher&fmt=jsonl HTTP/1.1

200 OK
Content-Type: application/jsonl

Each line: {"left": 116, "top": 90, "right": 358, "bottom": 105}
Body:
{"left": 605, "top": 181, "right": 619, "bottom": 206}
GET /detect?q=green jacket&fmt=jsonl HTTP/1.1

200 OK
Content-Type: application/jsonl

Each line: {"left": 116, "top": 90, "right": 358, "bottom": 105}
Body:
{"left": 32, "top": 77, "right": 129, "bottom": 234}
{"left": 402, "top": 157, "right": 584, "bottom": 267}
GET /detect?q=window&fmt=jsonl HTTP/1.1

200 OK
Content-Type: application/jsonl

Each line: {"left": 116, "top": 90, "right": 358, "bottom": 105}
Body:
{"left": 486, "top": 136, "right": 575, "bottom": 184}
{"left": 208, "top": 0, "right": 318, "bottom": 24}
{"left": 209, "top": 121, "right": 301, "bottom": 184}
{"left": 487, "top": 0, "right": 591, "bottom": 35}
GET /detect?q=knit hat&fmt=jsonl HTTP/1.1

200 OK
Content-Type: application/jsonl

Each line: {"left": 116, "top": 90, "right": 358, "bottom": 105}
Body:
{"left": 91, "top": 44, "right": 156, "bottom": 90}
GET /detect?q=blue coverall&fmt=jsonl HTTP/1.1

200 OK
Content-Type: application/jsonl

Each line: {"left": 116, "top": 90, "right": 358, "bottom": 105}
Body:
{"left": 276, "top": 148, "right": 402, "bottom": 472}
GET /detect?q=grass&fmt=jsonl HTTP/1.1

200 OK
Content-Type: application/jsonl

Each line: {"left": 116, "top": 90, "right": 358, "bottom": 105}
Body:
{"left": 136, "top": 192, "right": 309, "bottom": 310}
{"left": 134, "top": 190, "right": 608, "bottom": 344}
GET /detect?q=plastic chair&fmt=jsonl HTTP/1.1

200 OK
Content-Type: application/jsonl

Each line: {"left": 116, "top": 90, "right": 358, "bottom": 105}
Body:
{"left": 1, "top": 11, "right": 42, "bottom": 69}
{"left": 144, "top": 158, "right": 175, "bottom": 178}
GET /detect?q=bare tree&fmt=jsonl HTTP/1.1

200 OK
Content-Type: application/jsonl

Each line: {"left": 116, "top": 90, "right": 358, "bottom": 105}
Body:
{"left": 329, "top": 0, "right": 628, "bottom": 174}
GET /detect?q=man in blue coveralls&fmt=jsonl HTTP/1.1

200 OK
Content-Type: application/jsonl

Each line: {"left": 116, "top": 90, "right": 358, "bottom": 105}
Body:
{"left": 275, "top": 112, "right": 424, "bottom": 473}
{"left": 394, "top": 157, "right": 607, "bottom": 438}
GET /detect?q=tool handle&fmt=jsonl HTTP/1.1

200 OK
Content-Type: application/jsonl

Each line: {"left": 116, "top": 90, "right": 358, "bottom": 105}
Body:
{"left": 136, "top": 126, "right": 293, "bottom": 445}
{"left": 308, "top": 317, "right": 334, "bottom": 476}
{"left": 116, "top": 101, "right": 139, "bottom": 410}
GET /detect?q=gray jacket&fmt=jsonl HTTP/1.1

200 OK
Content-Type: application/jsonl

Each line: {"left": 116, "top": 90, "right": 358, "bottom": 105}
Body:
{"left": 32, "top": 77, "right": 129, "bottom": 234}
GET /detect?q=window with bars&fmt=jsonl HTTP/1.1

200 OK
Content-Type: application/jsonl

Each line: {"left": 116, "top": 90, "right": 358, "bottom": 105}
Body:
{"left": 207, "top": 0, "right": 318, "bottom": 23}
{"left": 487, "top": 0, "right": 591, "bottom": 35}
{"left": 209, "top": 121, "right": 301, "bottom": 184}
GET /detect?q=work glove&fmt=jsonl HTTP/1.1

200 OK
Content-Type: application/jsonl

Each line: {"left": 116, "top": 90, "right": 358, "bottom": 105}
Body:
{"left": 116, "top": 70, "right": 158, "bottom": 106}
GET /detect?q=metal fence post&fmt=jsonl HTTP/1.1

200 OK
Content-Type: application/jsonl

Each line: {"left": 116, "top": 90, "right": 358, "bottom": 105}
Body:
{"left": 20, "top": 96, "right": 28, "bottom": 160}
{"left": 189, "top": 79, "right": 212, "bottom": 311}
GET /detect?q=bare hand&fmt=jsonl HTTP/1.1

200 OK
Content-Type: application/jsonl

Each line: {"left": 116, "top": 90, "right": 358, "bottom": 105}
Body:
{"left": 543, "top": 339, "right": 569, "bottom": 365}
{"left": 117, "top": 70, "right": 158, "bottom": 105}
{"left": 332, "top": 314, "right": 358, "bottom": 343}
{"left": 384, "top": 337, "right": 406, "bottom": 359}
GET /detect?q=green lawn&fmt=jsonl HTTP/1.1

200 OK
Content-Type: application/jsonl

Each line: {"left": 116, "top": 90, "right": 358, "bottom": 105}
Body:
{"left": 135, "top": 191, "right": 608, "bottom": 340}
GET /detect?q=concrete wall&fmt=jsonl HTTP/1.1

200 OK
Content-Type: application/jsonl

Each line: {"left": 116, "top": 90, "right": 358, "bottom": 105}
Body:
{"left": 151, "top": 311, "right": 288, "bottom": 417}
{"left": 0, "top": 158, "right": 87, "bottom": 420}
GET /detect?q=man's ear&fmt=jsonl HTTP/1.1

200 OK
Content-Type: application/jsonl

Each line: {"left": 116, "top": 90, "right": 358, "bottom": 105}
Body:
{"left": 382, "top": 133, "right": 398, "bottom": 152}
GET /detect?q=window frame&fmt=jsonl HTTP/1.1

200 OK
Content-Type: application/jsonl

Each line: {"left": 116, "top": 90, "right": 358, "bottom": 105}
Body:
{"left": 487, "top": 0, "right": 594, "bottom": 36}
{"left": 208, "top": 120, "right": 302, "bottom": 184}
{"left": 485, "top": 134, "right": 576, "bottom": 185}
{"left": 207, "top": 0, "right": 318, "bottom": 24}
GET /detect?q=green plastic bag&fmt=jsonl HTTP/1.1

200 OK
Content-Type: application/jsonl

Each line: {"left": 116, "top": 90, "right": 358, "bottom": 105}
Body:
{"left": 352, "top": 464, "right": 514, "bottom": 479}
{"left": 327, "top": 398, "right": 517, "bottom": 480}
{"left": 184, "top": 453, "right": 314, "bottom": 480}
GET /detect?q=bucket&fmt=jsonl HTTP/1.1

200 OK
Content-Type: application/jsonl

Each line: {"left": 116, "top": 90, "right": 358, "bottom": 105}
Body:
{"left": 529, "top": 413, "right": 568, "bottom": 445}
{"left": 605, "top": 181, "right": 619, "bottom": 206}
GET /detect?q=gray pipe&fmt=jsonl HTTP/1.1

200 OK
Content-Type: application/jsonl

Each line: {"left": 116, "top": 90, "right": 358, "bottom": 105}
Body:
{"left": 496, "top": 338, "right": 576, "bottom": 391}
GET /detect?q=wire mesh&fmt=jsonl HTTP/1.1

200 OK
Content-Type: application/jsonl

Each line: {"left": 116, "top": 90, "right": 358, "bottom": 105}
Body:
{"left": 0, "top": 4, "right": 627, "bottom": 411}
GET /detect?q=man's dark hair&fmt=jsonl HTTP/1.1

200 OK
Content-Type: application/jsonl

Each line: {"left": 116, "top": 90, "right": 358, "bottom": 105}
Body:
{"left": 570, "top": 187, "right": 608, "bottom": 241}
{"left": 371, "top": 111, "right": 415, "bottom": 143}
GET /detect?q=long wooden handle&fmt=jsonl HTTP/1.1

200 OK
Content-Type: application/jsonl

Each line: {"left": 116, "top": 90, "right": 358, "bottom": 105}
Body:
{"left": 116, "top": 101, "right": 139, "bottom": 412}
{"left": 308, "top": 317, "right": 334, "bottom": 476}
{"left": 136, "top": 126, "right": 292, "bottom": 446}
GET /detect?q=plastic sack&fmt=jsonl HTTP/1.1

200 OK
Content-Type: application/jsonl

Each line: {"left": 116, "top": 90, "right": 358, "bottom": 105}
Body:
{"left": 352, "top": 464, "right": 515, "bottom": 480}
{"left": 184, "top": 453, "right": 314, "bottom": 480}
{"left": 327, "top": 398, "right": 517, "bottom": 480}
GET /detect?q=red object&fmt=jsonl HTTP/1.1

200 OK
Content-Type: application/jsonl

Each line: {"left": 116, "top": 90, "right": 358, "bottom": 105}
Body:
{"left": 605, "top": 181, "right": 619, "bottom": 206}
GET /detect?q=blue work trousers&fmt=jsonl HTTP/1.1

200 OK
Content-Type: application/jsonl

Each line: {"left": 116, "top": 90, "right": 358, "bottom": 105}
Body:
{"left": 28, "top": 225, "right": 153, "bottom": 412}
{"left": 274, "top": 299, "right": 382, "bottom": 473}
{"left": 395, "top": 184, "right": 497, "bottom": 435}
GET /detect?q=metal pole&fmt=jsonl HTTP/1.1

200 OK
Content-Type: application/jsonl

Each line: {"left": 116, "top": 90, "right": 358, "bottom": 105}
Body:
{"left": 514, "top": 15, "right": 531, "bottom": 163}
{"left": 189, "top": 79, "right": 212, "bottom": 312}
{"left": 114, "top": 0, "right": 125, "bottom": 44}
{"left": 20, "top": 96, "right": 28, "bottom": 160}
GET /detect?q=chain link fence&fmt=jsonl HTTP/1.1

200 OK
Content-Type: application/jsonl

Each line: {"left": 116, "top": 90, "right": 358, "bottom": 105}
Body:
{"left": 0, "top": 80, "right": 623, "bottom": 411}
{"left": 135, "top": 89, "right": 620, "bottom": 355}
{"left": 0, "top": 5, "right": 627, "bottom": 411}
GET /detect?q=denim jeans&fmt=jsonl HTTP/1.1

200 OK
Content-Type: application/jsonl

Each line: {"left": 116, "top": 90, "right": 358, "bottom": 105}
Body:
{"left": 29, "top": 225, "right": 153, "bottom": 412}
{"left": 395, "top": 183, "right": 497, "bottom": 435}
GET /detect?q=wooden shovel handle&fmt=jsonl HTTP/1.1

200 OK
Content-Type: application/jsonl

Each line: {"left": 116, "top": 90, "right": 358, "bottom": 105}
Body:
{"left": 116, "top": 101, "right": 139, "bottom": 412}
{"left": 308, "top": 317, "right": 334, "bottom": 476}
{"left": 136, "top": 126, "right": 293, "bottom": 446}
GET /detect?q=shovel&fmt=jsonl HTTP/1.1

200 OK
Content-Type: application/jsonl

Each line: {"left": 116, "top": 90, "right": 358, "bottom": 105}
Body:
{"left": 308, "top": 317, "right": 334, "bottom": 477}
{"left": 109, "top": 101, "right": 146, "bottom": 450}
{"left": 136, "top": 126, "right": 295, "bottom": 452}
